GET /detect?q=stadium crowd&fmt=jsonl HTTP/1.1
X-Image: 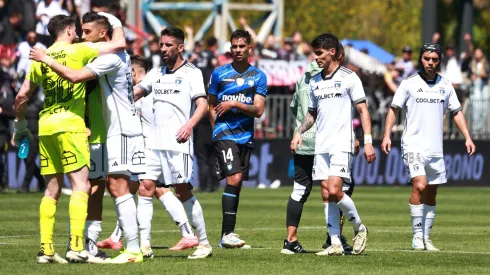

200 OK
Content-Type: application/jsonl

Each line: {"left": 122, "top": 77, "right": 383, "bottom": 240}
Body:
{"left": 0, "top": 0, "right": 489, "bottom": 194}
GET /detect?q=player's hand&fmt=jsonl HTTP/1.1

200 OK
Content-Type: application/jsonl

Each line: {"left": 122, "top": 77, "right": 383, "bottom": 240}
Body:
{"left": 381, "top": 136, "right": 391, "bottom": 155}
{"left": 13, "top": 119, "right": 33, "bottom": 147}
{"left": 290, "top": 132, "right": 302, "bottom": 154}
{"left": 29, "top": 47, "right": 47, "bottom": 63}
{"left": 176, "top": 123, "right": 192, "bottom": 144}
{"left": 364, "top": 143, "right": 376, "bottom": 164}
{"left": 214, "top": 101, "right": 235, "bottom": 116}
{"left": 354, "top": 138, "right": 360, "bottom": 156}
{"left": 465, "top": 138, "right": 476, "bottom": 156}
{"left": 98, "top": 12, "right": 122, "bottom": 28}
{"left": 86, "top": 127, "right": 92, "bottom": 137}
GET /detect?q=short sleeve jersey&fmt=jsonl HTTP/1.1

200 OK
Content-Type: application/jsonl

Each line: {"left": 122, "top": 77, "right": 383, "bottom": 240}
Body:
{"left": 391, "top": 72, "right": 462, "bottom": 157}
{"left": 27, "top": 41, "right": 98, "bottom": 136}
{"left": 137, "top": 61, "right": 206, "bottom": 154}
{"left": 308, "top": 66, "right": 366, "bottom": 154}
{"left": 134, "top": 92, "right": 153, "bottom": 140}
{"left": 208, "top": 64, "right": 267, "bottom": 146}
{"left": 85, "top": 52, "right": 142, "bottom": 138}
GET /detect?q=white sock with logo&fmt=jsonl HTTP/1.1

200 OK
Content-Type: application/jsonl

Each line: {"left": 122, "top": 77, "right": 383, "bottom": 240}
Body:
{"left": 337, "top": 195, "right": 362, "bottom": 232}
{"left": 85, "top": 220, "right": 101, "bottom": 256}
{"left": 409, "top": 204, "right": 424, "bottom": 238}
{"left": 137, "top": 196, "right": 153, "bottom": 247}
{"left": 183, "top": 196, "right": 209, "bottom": 245}
{"left": 110, "top": 221, "right": 123, "bottom": 243}
{"left": 423, "top": 204, "right": 436, "bottom": 241}
{"left": 114, "top": 194, "right": 140, "bottom": 253}
{"left": 158, "top": 192, "right": 194, "bottom": 238}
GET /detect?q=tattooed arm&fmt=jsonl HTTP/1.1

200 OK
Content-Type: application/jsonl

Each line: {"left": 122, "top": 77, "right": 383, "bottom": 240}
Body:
{"left": 297, "top": 109, "right": 317, "bottom": 134}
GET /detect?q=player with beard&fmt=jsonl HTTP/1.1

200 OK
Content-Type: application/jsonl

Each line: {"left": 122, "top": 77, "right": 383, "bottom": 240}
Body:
{"left": 133, "top": 27, "right": 212, "bottom": 259}
{"left": 16, "top": 13, "right": 126, "bottom": 263}
{"left": 30, "top": 12, "right": 146, "bottom": 263}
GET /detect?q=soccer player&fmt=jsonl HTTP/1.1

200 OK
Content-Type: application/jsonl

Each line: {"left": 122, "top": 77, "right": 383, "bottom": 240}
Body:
{"left": 30, "top": 12, "right": 146, "bottom": 263}
{"left": 133, "top": 27, "right": 212, "bottom": 259}
{"left": 208, "top": 30, "right": 267, "bottom": 248}
{"left": 282, "top": 44, "right": 357, "bottom": 254}
{"left": 381, "top": 43, "right": 476, "bottom": 251}
{"left": 14, "top": 13, "right": 126, "bottom": 263}
{"left": 290, "top": 33, "right": 374, "bottom": 256}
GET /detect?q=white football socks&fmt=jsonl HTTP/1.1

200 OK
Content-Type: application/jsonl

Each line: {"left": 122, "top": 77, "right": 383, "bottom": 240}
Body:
{"left": 323, "top": 202, "right": 329, "bottom": 227}
{"left": 410, "top": 203, "right": 424, "bottom": 238}
{"left": 337, "top": 195, "right": 362, "bottom": 232}
{"left": 158, "top": 192, "right": 194, "bottom": 238}
{"left": 114, "top": 194, "right": 140, "bottom": 253}
{"left": 110, "top": 220, "right": 123, "bottom": 243}
{"left": 327, "top": 202, "right": 341, "bottom": 245}
{"left": 85, "top": 220, "right": 101, "bottom": 256}
{"left": 423, "top": 204, "right": 436, "bottom": 241}
{"left": 137, "top": 196, "right": 153, "bottom": 247}
{"left": 183, "top": 196, "right": 209, "bottom": 245}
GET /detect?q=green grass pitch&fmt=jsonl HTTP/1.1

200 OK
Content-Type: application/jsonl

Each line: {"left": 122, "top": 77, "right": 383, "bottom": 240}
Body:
{"left": 1, "top": 186, "right": 489, "bottom": 274}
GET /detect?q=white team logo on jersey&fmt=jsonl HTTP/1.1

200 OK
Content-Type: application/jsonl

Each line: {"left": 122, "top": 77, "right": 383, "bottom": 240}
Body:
{"left": 236, "top": 78, "right": 244, "bottom": 86}
{"left": 248, "top": 79, "right": 254, "bottom": 87}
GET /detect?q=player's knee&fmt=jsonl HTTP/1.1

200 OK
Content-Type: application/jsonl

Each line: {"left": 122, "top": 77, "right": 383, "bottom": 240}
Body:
{"left": 412, "top": 179, "right": 427, "bottom": 194}
{"left": 138, "top": 180, "right": 155, "bottom": 197}
{"left": 291, "top": 181, "right": 310, "bottom": 203}
{"left": 174, "top": 184, "right": 192, "bottom": 202}
{"left": 227, "top": 173, "right": 242, "bottom": 186}
{"left": 320, "top": 186, "right": 329, "bottom": 202}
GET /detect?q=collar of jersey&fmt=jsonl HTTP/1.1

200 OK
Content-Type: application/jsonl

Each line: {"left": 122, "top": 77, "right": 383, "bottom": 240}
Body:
{"left": 321, "top": 64, "right": 341, "bottom": 80}
{"left": 418, "top": 71, "right": 439, "bottom": 84}
{"left": 163, "top": 60, "right": 187, "bottom": 75}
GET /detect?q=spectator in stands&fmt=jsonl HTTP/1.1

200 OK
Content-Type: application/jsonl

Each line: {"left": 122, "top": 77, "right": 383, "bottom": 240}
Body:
{"left": 36, "top": 0, "right": 69, "bottom": 46}
{"left": 21, "top": 89, "right": 46, "bottom": 192}
{"left": 278, "top": 37, "right": 299, "bottom": 61}
{"left": 396, "top": 45, "right": 416, "bottom": 80}
{"left": 469, "top": 48, "right": 490, "bottom": 138}
{"left": 147, "top": 38, "right": 162, "bottom": 69}
{"left": 0, "top": 9, "right": 23, "bottom": 66}
{"left": 257, "top": 34, "right": 279, "bottom": 60}
{"left": 292, "top": 31, "right": 303, "bottom": 56}
{"left": 0, "top": 54, "right": 15, "bottom": 192}
{"left": 16, "top": 31, "right": 46, "bottom": 79}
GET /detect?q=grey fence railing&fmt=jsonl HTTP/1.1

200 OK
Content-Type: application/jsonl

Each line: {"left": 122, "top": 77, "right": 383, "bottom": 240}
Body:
{"left": 255, "top": 95, "right": 490, "bottom": 141}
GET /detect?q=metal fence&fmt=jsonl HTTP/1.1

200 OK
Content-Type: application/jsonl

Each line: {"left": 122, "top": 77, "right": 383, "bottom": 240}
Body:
{"left": 255, "top": 94, "right": 490, "bottom": 141}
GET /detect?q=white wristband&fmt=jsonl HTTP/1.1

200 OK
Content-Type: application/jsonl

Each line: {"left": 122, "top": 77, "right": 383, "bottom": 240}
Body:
{"left": 364, "top": 134, "right": 373, "bottom": 144}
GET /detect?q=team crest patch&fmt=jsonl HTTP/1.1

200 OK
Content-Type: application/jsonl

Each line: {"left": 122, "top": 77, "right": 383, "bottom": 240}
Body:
{"left": 175, "top": 78, "right": 183, "bottom": 85}
{"left": 227, "top": 161, "right": 233, "bottom": 171}
{"left": 439, "top": 87, "right": 445, "bottom": 95}
{"left": 334, "top": 81, "right": 341, "bottom": 89}
{"left": 248, "top": 79, "right": 254, "bottom": 87}
{"left": 413, "top": 164, "right": 419, "bottom": 171}
{"left": 236, "top": 78, "right": 244, "bottom": 86}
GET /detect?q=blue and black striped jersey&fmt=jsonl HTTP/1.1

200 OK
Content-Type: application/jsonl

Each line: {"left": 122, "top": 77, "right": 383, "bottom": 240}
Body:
{"left": 209, "top": 63, "right": 267, "bottom": 146}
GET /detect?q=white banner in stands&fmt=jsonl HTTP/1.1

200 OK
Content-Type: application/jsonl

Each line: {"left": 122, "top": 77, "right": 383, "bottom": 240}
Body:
{"left": 257, "top": 60, "right": 308, "bottom": 86}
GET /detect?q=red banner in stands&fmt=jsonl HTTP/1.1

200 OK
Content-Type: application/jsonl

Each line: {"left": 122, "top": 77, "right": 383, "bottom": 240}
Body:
{"left": 257, "top": 60, "right": 308, "bottom": 86}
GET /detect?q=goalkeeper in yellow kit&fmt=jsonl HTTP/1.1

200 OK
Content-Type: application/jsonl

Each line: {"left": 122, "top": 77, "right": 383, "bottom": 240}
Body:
{"left": 13, "top": 13, "right": 126, "bottom": 264}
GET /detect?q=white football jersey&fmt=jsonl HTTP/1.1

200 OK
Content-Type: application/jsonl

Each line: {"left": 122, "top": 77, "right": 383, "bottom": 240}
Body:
{"left": 134, "top": 92, "right": 153, "bottom": 139}
{"left": 85, "top": 52, "right": 143, "bottom": 137}
{"left": 137, "top": 61, "right": 206, "bottom": 154}
{"left": 308, "top": 66, "right": 366, "bottom": 154}
{"left": 391, "top": 72, "right": 462, "bottom": 157}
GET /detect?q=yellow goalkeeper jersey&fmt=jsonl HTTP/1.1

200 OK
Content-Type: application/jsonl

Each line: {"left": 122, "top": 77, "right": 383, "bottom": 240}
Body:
{"left": 27, "top": 41, "right": 99, "bottom": 136}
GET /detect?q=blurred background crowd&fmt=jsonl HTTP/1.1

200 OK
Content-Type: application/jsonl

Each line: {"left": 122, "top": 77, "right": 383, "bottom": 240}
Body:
{"left": 0, "top": 0, "right": 489, "bottom": 192}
